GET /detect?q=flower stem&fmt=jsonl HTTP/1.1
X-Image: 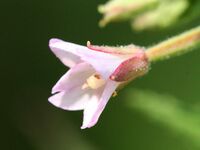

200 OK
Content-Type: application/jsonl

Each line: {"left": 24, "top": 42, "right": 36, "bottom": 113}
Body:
{"left": 145, "top": 26, "right": 200, "bottom": 62}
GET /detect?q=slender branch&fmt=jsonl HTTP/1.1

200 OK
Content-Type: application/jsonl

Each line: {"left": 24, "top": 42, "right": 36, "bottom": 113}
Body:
{"left": 145, "top": 26, "right": 200, "bottom": 62}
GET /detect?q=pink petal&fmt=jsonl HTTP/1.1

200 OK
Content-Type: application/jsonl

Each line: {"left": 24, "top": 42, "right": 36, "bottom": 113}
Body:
{"left": 81, "top": 80, "right": 119, "bottom": 129}
{"left": 52, "top": 62, "right": 95, "bottom": 94}
{"left": 48, "top": 86, "right": 94, "bottom": 111}
{"left": 49, "top": 38, "right": 129, "bottom": 79}
{"left": 49, "top": 38, "right": 83, "bottom": 68}
{"left": 79, "top": 51, "right": 128, "bottom": 79}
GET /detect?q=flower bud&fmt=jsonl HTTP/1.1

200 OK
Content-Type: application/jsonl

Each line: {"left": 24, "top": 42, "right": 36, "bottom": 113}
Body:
{"left": 110, "top": 50, "right": 149, "bottom": 82}
{"left": 132, "top": 0, "right": 188, "bottom": 31}
{"left": 98, "top": 0, "right": 158, "bottom": 27}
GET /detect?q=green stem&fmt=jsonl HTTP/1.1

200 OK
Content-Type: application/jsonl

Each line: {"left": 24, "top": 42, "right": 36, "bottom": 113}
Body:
{"left": 145, "top": 26, "right": 200, "bottom": 62}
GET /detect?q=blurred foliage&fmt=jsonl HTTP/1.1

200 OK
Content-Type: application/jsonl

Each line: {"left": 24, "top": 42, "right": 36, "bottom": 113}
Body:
{"left": 99, "top": 0, "right": 200, "bottom": 31}
{"left": 1, "top": 0, "right": 200, "bottom": 150}
{"left": 126, "top": 89, "right": 200, "bottom": 148}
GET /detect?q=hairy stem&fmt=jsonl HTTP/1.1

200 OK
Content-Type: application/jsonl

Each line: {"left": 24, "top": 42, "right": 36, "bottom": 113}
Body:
{"left": 145, "top": 26, "right": 200, "bottom": 62}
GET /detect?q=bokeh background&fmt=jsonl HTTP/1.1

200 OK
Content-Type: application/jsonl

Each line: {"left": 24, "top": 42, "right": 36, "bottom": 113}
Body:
{"left": 1, "top": 0, "right": 200, "bottom": 150}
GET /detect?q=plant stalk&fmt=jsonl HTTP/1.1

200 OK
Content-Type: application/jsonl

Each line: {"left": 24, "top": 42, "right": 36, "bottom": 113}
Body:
{"left": 146, "top": 26, "right": 200, "bottom": 62}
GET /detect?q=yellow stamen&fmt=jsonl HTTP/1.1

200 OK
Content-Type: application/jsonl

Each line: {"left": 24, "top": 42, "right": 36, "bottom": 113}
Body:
{"left": 112, "top": 91, "right": 117, "bottom": 97}
{"left": 87, "top": 41, "right": 91, "bottom": 47}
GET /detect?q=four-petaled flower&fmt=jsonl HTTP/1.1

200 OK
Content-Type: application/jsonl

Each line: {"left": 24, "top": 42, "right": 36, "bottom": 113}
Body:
{"left": 48, "top": 38, "right": 149, "bottom": 129}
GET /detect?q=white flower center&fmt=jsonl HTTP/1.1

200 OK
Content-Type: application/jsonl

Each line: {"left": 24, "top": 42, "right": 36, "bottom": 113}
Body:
{"left": 82, "top": 74, "right": 106, "bottom": 90}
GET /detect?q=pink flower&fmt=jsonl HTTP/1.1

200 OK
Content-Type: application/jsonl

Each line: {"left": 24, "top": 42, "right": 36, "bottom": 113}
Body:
{"left": 48, "top": 38, "right": 148, "bottom": 129}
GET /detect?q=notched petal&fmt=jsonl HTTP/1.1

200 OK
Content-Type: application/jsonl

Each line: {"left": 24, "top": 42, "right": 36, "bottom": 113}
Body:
{"left": 52, "top": 63, "right": 95, "bottom": 94}
{"left": 81, "top": 80, "right": 119, "bottom": 129}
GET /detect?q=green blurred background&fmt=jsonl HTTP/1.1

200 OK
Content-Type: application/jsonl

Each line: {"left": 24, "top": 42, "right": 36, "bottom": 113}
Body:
{"left": 1, "top": 0, "right": 200, "bottom": 150}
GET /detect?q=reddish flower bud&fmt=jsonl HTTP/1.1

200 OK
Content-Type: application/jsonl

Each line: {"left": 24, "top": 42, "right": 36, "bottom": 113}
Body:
{"left": 110, "top": 50, "right": 149, "bottom": 82}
